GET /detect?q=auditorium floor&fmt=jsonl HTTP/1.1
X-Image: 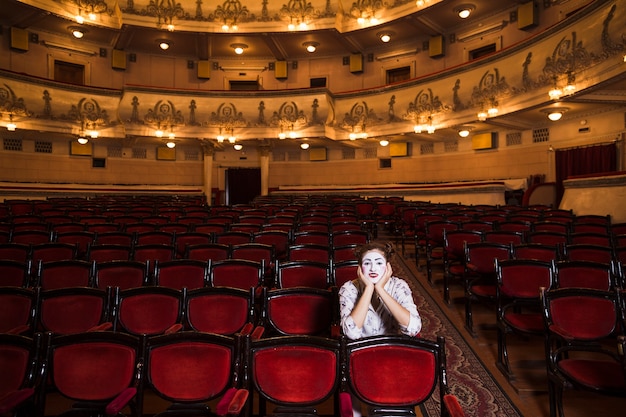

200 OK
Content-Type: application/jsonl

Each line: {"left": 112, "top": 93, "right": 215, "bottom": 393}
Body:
{"left": 404, "top": 241, "right": 626, "bottom": 417}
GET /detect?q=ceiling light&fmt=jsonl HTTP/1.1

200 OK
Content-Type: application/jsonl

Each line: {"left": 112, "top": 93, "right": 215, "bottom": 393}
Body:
{"left": 377, "top": 32, "right": 394, "bottom": 43}
{"left": 6, "top": 122, "right": 17, "bottom": 131}
{"left": 75, "top": 15, "right": 85, "bottom": 24}
{"left": 158, "top": 40, "right": 170, "bottom": 50}
{"left": 166, "top": 141, "right": 176, "bottom": 148}
{"left": 548, "top": 112, "right": 563, "bottom": 121}
{"left": 77, "top": 137, "right": 89, "bottom": 145}
{"left": 88, "top": 130, "right": 99, "bottom": 138}
{"left": 155, "top": 129, "right": 164, "bottom": 138}
{"left": 231, "top": 43, "right": 248, "bottom": 55}
{"left": 233, "top": 144, "right": 243, "bottom": 150}
{"left": 542, "top": 107, "right": 569, "bottom": 121}
{"left": 455, "top": 4, "right": 475, "bottom": 19}
{"left": 477, "top": 111, "right": 488, "bottom": 122}
{"left": 300, "top": 143, "right": 310, "bottom": 150}
{"left": 303, "top": 42, "right": 319, "bottom": 53}
{"left": 379, "top": 139, "right": 389, "bottom": 146}
{"left": 69, "top": 26, "right": 85, "bottom": 39}
{"left": 458, "top": 126, "right": 473, "bottom": 137}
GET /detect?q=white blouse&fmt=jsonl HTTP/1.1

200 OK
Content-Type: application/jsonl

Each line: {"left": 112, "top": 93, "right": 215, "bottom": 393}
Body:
{"left": 339, "top": 276, "right": 422, "bottom": 340}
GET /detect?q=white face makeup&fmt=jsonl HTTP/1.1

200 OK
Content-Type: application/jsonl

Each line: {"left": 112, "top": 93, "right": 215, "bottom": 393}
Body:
{"left": 360, "top": 249, "right": 387, "bottom": 284}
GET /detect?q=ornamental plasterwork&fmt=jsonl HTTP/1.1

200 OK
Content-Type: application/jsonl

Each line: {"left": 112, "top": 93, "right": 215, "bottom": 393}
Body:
{"left": 0, "top": 84, "right": 32, "bottom": 118}
{"left": 269, "top": 101, "right": 308, "bottom": 130}
{"left": 340, "top": 101, "right": 381, "bottom": 132}
{"left": 205, "top": 102, "right": 248, "bottom": 128}
{"left": 62, "top": 97, "right": 111, "bottom": 131}
{"left": 402, "top": 89, "right": 451, "bottom": 126}
{"left": 143, "top": 100, "right": 185, "bottom": 129}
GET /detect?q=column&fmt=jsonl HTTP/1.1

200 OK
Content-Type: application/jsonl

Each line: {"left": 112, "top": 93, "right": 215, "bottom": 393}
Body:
{"left": 200, "top": 140, "right": 215, "bottom": 205}
{"left": 259, "top": 141, "right": 271, "bottom": 196}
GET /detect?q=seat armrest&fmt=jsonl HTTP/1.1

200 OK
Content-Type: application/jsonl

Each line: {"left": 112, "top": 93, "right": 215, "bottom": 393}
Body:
{"left": 443, "top": 394, "right": 466, "bottom": 417}
{"left": 216, "top": 387, "right": 249, "bottom": 416}
{"left": 0, "top": 388, "right": 35, "bottom": 413}
{"left": 339, "top": 391, "right": 353, "bottom": 417}
{"left": 105, "top": 387, "right": 136, "bottom": 415}
{"left": 88, "top": 322, "right": 113, "bottom": 332}
{"left": 164, "top": 323, "right": 184, "bottom": 334}
{"left": 250, "top": 326, "right": 265, "bottom": 340}
{"left": 238, "top": 322, "right": 254, "bottom": 336}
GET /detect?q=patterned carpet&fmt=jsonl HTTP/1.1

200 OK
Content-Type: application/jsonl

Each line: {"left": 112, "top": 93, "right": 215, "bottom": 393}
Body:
{"left": 394, "top": 255, "right": 523, "bottom": 417}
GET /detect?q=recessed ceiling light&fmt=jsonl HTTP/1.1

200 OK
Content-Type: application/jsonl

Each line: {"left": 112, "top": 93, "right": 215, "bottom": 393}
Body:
{"left": 303, "top": 42, "right": 319, "bottom": 53}
{"left": 455, "top": 4, "right": 475, "bottom": 19}
{"left": 69, "top": 26, "right": 85, "bottom": 39}
{"left": 77, "top": 137, "right": 89, "bottom": 145}
{"left": 541, "top": 107, "right": 569, "bottom": 121}
{"left": 233, "top": 143, "right": 243, "bottom": 150}
{"left": 158, "top": 40, "right": 170, "bottom": 50}
{"left": 231, "top": 43, "right": 248, "bottom": 55}
{"left": 377, "top": 32, "right": 394, "bottom": 43}
{"left": 300, "top": 142, "right": 310, "bottom": 149}
{"left": 379, "top": 139, "right": 389, "bottom": 146}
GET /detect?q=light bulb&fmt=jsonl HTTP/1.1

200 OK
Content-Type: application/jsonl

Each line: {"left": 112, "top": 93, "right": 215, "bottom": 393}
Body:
{"left": 77, "top": 137, "right": 88, "bottom": 145}
{"left": 379, "top": 139, "right": 389, "bottom": 146}
{"left": 548, "top": 111, "right": 563, "bottom": 121}
{"left": 166, "top": 141, "right": 176, "bottom": 148}
{"left": 233, "top": 144, "right": 243, "bottom": 150}
{"left": 458, "top": 129, "right": 470, "bottom": 138}
{"left": 300, "top": 143, "right": 309, "bottom": 149}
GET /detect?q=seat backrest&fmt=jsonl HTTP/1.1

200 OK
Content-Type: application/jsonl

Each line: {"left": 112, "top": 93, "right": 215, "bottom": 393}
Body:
{"left": 144, "top": 331, "right": 243, "bottom": 410}
{"left": 153, "top": 259, "right": 209, "bottom": 289}
{"left": 113, "top": 286, "right": 184, "bottom": 336}
{"left": 496, "top": 259, "right": 555, "bottom": 299}
{"left": 331, "top": 259, "right": 359, "bottom": 288}
{"left": 261, "top": 287, "right": 338, "bottom": 336}
{"left": 31, "top": 242, "right": 77, "bottom": 264}
{"left": 443, "top": 230, "right": 482, "bottom": 259}
{"left": 209, "top": 259, "right": 264, "bottom": 290}
{"left": 94, "top": 260, "right": 148, "bottom": 290}
{"left": 135, "top": 231, "right": 175, "bottom": 245}
{"left": 246, "top": 335, "right": 341, "bottom": 411}
{"left": 252, "top": 230, "right": 291, "bottom": 259}
{"left": 331, "top": 230, "right": 369, "bottom": 248}
{"left": 11, "top": 230, "right": 52, "bottom": 245}
{"left": 332, "top": 244, "right": 358, "bottom": 262}
{"left": 464, "top": 242, "right": 512, "bottom": 274}
{"left": 276, "top": 260, "right": 330, "bottom": 289}
{"left": 87, "top": 244, "right": 132, "bottom": 262}
{"left": 293, "top": 230, "right": 330, "bottom": 245}
{"left": 564, "top": 243, "right": 614, "bottom": 264}
{"left": 0, "top": 287, "right": 38, "bottom": 335}
{"left": 343, "top": 335, "right": 447, "bottom": 413}
{"left": 38, "top": 287, "right": 111, "bottom": 334}
{"left": 55, "top": 231, "right": 96, "bottom": 258}
{"left": 0, "top": 332, "right": 43, "bottom": 413}
{"left": 231, "top": 243, "right": 275, "bottom": 265}
{"left": 513, "top": 243, "right": 561, "bottom": 262}
{"left": 0, "top": 243, "right": 31, "bottom": 263}
{"left": 0, "top": 259, "right": 32, "bottom": 287}
{"left": 482, "top": 231, "right": 525, "bottom": 245}
{"left": 542, "top": 287, "right": 621, "bottom": 342}
{"left": 44, "top": 331, "right": 142, "bottom": 410}
{"left": 215, "top": 231, "right": 252, "bottom": 245}
{"left": 288, "top": 243, "right": 331, "bottom": 263}
{"left": 554, "top": 260, "right": 615, "bottom": 290}
{"left": 185, "top": 242, "right": 230, "bottom": 261}
{"left": 185, "top": 287, "right": 255, "bottom": 335}
{"left": 526, "top": 231, "right": 569, "bottom": 246}
{"left": 36, "top": 259, "right": 94, "bottom": 289}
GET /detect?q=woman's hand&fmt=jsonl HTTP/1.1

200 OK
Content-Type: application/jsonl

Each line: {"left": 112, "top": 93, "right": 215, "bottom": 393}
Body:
{"left": 375, "top": 262, "right": 392, "bottom": 293}
{"left": 357, "top": 264, "right": 374, "bottom": 289}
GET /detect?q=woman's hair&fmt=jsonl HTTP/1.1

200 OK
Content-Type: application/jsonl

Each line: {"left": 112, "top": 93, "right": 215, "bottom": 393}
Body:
{"left": 355, "top": 241, "right": 395, "bottom": 265}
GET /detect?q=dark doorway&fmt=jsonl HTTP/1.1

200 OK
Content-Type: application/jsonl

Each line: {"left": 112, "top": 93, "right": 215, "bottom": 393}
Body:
{"left": 225, "top": 168, "right": 261, "bottom": 205}
{"left": 229, "top": 80, "right": 259, "bottom": 90}
{"left": 54, "top": 60, "right": 85, "bottom": 85}
{"left": 386, "top": 66, "right": 411, "bottom": 84}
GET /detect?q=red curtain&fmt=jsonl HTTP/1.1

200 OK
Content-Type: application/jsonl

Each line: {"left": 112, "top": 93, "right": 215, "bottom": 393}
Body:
{"left": 555, "top": 142, "right": 617, "bottom": 204}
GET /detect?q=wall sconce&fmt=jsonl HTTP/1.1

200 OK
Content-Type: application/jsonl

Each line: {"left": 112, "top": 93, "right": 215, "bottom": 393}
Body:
{"left": 415, "top": 0, "right": 429, "bottom": 7}
{"left": 77, "top": 136, "right": 89, "bottom": 145}
{"left": 88, "top": 130, "right": 99, "bottom": 138}
{"left": 231, "top": 43, "right": 248, "bottom": 55}
{"left": 455, "top": 4, "right": 475, "bottom": 19}
{"left": 155, "top": 128, "right": 164, "bottom": 138}
{"left": 413, "top": 116, "right": 435, "bottom": 134}
{"left": 233, "top": 143, "right": 243, "bottom": 150}
{"left": 300, "top": 142, "right": 310, "bottom": 150}
{"left": 6, "top": 115, "right": 16, "bottom": 131}
{"left": 379, "top": 139, "right": 389, "bottom": 146}
{"left": 303, "top": 42, "right": 319, "bottom": 53}
{"left": 278, "top": 125, "right": 297, "bottom": 139}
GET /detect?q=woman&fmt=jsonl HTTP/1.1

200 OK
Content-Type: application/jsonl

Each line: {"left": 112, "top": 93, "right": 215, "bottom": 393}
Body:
{"left": 339, "top": 241, "right": 422, "bottom": 339}
{"left": 339, "top": 241, "right": 422, "bottom": 416}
